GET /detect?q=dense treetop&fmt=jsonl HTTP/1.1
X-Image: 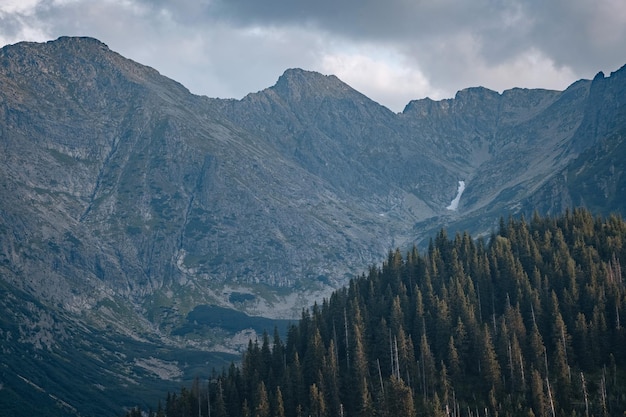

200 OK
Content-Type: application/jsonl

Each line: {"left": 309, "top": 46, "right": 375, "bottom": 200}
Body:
{"left": 127, "top": 209, "right": 626, "bottom": 417}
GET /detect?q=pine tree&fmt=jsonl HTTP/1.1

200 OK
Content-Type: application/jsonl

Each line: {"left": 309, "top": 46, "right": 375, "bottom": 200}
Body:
{"left": 530, "top": 367, "right": 548, "bottom": 417}
{"left": 308, "top": 383, "right": 327, "bottom": 417}
{"left": 386, "top": 376, "right": 415, "bottom": 417}
{"left": 528, "top": 322, "right": 546, "bottom": 374}
{"left": 254, "top": 381, "right": 270, "bottom": 417}
{"left": 212, "top": 381, "right": 228, "bottom": 417}
{"left": 242, "top": 399, "right": 251, "bottom": 417}
{"left": 419, "top": 332, "right": 436, "bottom": 399}
{"left": 273, "top": 386, "right": 285, "bottom": 417}
{"left": 549, "top": 292, "right": 572, "bottom": 403}
{"left": 446, "top": 335, "right": 461, "bottom": 379}
{"left": 510, "top": 332, "right": 527, "bottom": 393}
{"left": 322, "top": 340, "right": 341, "bottom": 417}
{"left": 285, "top": 351, "right": 305, "bottom": 416}
{"left": 351, "top": 303, "right": 373, "bottom": 417}
{"left": 271, "top": 327, "right": 286, "bottom": 380}
{"left": 304, "top": 327, "right": 325, "bottom": 388}
{"left": 480, "top": 324, "right": 502, "bottom": 392}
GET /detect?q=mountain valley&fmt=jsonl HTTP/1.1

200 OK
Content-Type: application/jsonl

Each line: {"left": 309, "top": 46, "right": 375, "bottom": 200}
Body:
{"left": 1, "top": 36, "right": 625, "bottom": 415}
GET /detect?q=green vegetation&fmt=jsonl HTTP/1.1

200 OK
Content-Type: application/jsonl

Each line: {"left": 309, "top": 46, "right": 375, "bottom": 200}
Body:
{"left": 127, "top": 209, "right": 626, "bottom": 416}
{"left": 172, "top": 305, "right": 290, "bottom": 337}
{"left": 0, "top": 281, "right": 238, "bottom": 417}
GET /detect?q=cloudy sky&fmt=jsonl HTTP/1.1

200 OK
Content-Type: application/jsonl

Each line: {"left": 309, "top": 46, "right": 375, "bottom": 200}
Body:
{"left": 1, "top": 0, "right": 625, "bottom": 112}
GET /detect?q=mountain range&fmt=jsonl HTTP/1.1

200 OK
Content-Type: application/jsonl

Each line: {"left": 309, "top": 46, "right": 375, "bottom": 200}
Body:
{"left": 1, "top": 36, "right": 625, "bottom": 415}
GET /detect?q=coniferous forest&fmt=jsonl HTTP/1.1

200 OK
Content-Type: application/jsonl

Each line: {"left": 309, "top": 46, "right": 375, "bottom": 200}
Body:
{"left": 126, "top": 209, "right": 626, "bottom": 417}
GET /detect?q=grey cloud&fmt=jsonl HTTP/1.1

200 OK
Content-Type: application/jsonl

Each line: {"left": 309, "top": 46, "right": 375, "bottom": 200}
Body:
{"left": 524, "top": 0, "right": 626, "bottom": 73}
{"left": 205, "top": 0, "right": 625, "bottom": 76}
{"left": 47, "top": 0, "right": 625, "bottom": 82}
{"left": 0, "top": 15, "right": 26, "bottom": 40}
{"left": 130, "top": 0, "right": 518, "bottom": 43}
{"left": 200, "top": 0, "right": 503, "bottom": 40}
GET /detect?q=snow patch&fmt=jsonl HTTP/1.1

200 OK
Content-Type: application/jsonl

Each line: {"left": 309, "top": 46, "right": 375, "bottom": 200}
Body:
{"left": 446, "top": 181, "right": 466, "bottom": 211}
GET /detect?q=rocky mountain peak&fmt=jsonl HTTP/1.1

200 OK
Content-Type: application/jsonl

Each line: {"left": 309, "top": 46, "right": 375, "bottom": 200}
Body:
{"left": 258, "top": 67, "right": 369, "bottom": 110}
{"left": 0, "top": 35, "right": 109, "bottom": 58}
{"left": 1, "top": 36, "right": 192, "bottom": 116}
{"left": 273, "top": 68, "right": 348, "bottom": 97}
{"left": 47, "top": 35, "right": 110, "bottom": 51}
{"left": 453, "top": 85, "right": 500, "bottom": 100}
{"left": 401, "top": 87, "right": 501, "bottom": 117}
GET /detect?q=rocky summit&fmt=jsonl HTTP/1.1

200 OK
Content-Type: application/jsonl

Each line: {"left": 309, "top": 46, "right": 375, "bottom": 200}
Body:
{"left": 1, "top": 36, "right": 625, "bottom": 415}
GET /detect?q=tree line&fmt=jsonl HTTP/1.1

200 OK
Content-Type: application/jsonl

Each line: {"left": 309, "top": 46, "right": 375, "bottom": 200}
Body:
{"left": 125, "top": 208, "right": 626, "bottom": 416}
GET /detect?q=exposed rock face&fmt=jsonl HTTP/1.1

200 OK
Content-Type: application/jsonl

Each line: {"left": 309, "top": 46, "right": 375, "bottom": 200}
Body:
{"left": 2, "top": 37, "right": 626, "bottom": 321}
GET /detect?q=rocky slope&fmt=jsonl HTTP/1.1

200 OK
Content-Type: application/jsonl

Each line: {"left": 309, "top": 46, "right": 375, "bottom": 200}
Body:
{"left": 2, "top": 35, "right": 626, "bottom": 329}
{"left": 1, "top": 36, "right": 626, "bottom": 415}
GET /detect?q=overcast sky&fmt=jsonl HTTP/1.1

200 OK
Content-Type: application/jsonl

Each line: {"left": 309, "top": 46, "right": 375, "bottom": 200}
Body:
{"left": 1, "top": 0, "right": 625, "bottom": 112}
